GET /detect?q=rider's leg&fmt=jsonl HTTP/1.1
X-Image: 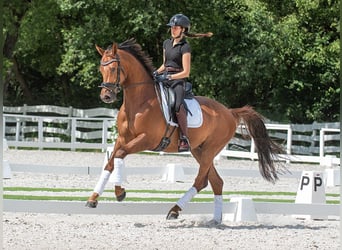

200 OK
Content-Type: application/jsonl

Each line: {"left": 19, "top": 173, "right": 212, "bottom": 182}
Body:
{"left": 176, "top": 104, "right": 190, "bottom": 151}
{"left": 173, "top": 82, "right": 190, "bottom": 152}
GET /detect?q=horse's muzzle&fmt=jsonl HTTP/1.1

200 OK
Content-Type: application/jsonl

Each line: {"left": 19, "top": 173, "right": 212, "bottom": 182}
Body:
{"left": 98, "top": 82, "right": 121, "bottom": 103}
{"left": 100, "top": 89, "right": 116, "bottom": 103}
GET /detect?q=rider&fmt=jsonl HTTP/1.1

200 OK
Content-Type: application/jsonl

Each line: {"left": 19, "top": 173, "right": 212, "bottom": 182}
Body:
{"left": 154, "top": 14, "right": 212, "bottom": 152}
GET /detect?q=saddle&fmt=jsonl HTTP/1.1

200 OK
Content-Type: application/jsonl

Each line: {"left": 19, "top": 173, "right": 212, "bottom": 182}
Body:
{"left": 153, "top": 81, "right": 202, "bottom": 151}
{"left": 162, "top": 82, "right": 194, "bottom": 122}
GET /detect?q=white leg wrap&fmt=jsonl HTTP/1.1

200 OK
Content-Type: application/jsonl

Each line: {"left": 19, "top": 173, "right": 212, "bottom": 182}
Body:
{"left": 93, "top": 170, "right": 111, "bottom": 195}
{"left": 176, "top": 187, "right": 197, "bottom": 210}
{"left": 112, "top": 158, "right": 125, "bottom": 185}
{"left": 213, "top": 195, "right": 223, "bottom": 223}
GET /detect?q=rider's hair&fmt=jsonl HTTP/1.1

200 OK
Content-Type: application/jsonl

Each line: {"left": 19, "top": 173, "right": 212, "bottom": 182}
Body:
{"left": 184, "top": 31, "right": 213, "bottom": 38}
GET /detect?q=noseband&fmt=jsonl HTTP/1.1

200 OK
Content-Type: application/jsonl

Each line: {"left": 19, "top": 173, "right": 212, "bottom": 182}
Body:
{"left": 98, "top": 54, "right": 122, "bottom": 93}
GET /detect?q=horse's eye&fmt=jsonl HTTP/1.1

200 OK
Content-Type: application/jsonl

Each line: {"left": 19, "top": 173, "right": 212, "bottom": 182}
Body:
{"left": 110, "top": 67, "right": 116, "bottom": 73}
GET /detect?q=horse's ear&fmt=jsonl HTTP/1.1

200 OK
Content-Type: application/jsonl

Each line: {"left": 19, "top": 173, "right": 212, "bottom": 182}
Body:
{"left": 95, "top": 44, "right": 105, "bottom": 56}
{"left": 112, "top": 43, "right": 118, "bottom": 54}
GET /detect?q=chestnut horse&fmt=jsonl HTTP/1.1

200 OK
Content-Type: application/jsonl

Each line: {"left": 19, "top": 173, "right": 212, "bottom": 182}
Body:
{"left": 86, "top": 38, "right": 285, "bottom": 223}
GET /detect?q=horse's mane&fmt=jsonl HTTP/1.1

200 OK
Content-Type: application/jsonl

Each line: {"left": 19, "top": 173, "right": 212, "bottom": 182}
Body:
{"left": 118, "top": 38, "right": 155, "bottom": 76}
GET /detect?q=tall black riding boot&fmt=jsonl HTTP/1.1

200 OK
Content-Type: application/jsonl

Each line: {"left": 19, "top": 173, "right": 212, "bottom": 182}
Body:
{"left": 175, "top": 105, "right": 190, "bottom": 152}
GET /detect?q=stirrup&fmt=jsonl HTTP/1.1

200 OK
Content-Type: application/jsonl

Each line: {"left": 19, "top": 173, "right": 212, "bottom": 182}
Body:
{"left": 178, "top": 137, "right": 190, "bottom": 152}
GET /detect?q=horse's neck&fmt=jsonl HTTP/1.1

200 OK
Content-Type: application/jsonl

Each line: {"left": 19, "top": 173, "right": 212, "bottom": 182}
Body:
{"left": 123, "top": 83, "right": 156, "bottom": 107}
{"left": 119, "top": 50, "right": 158, "bottom": 115}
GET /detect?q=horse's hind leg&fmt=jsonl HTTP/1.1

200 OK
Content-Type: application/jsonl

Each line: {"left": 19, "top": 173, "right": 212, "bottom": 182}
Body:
{"left": 208, "top": 166, "right": 224, "bottom": 223}
{"left": 166, "top": 147, "right": 206, "bottom": 220}
{"left": 191, "top": 162, "right": 224, "bottom": 224}
{"left": 166, "top": 147, "right": 216, "bottom": 220}
{"left": 166, "top": 143, "right": 225, "bottom": 223}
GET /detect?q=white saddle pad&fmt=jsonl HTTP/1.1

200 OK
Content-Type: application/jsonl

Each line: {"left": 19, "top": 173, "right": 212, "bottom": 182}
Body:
{"left": 159, "top": 83, "right": 203, "bottom": 128}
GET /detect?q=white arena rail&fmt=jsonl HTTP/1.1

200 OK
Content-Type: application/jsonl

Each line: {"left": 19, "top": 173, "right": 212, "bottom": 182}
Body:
{"left": 3, "top": 200, "right": 236, "bottom": 215}
{"left": 8, "top": 163, "right": 303, "bottom": 179}
{"left": 3, "top": 200, "right": 339, "bottom": 221}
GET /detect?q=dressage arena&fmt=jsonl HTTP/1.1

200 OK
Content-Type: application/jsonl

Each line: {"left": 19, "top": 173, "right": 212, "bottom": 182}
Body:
{"left": 3, "top": 149, "right": 340, "bottom": 250}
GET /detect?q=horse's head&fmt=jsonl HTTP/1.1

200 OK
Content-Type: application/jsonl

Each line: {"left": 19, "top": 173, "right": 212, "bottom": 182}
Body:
{"left": 96, "top": 43, "right": 125, "bottom": 103}
{"left": 96, "top": 39, "right": 156, "bottom": 103}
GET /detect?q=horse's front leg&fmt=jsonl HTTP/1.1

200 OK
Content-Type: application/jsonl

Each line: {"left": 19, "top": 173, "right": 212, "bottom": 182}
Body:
{"left": 86, "top": 133, "right": 152, "bottom": 208}
{"left": 86, "top": 136, "right": 127, "bottom": 207}
{"left": 85, "top": 149, "right": 123, "bottom": 208}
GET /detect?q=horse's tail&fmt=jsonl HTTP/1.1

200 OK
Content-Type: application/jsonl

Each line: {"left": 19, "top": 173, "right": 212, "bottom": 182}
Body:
{"left": 231, "top": 105, "right": 286, "bottom": 183}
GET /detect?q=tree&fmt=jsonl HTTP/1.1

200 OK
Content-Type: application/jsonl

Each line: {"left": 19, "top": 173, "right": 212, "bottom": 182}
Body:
{"left": 259, "top": 0, "right": 339, "bottom": 122}
{"left": 3, "top": 0, "right": 33, "bottom": 103}
{"left": 2, "top": 0, "right": 339, "bottom": 123}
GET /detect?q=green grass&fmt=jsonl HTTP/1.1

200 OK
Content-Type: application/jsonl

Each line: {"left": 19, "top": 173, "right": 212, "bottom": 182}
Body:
{"left": 4, "top": 187, "right": 339, "bottom": 198}
{"left": 4, "top": 187, "right": 93, "bottom": 192}
{"left": 3, "top": 194, "right": 206, "bottom": 202}
{"left": 3, "top": 186, "right": 340, "bottom": 204}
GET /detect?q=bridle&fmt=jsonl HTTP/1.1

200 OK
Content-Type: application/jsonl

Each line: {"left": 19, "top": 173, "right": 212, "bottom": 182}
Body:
{"left": 98, "top": 53, "right": 122, "bottom": 93}
{"left": 98, "top": 50, "right": 154, "bottom": 93}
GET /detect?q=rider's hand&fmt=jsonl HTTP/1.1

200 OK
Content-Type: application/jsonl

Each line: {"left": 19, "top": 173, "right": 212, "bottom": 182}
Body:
{"left": 152, "top": 71, "right": 158, "bottom": 78}
{"left": 153, "top": 72, "right": 170, "bottom": 83}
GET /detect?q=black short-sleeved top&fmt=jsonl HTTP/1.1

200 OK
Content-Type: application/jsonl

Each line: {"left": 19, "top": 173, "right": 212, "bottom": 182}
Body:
{"left": 163, "top": 38, "right": 191, "bottom": 69}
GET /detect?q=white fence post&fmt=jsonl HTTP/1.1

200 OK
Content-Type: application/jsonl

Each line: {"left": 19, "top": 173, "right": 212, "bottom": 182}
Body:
{"left": 319, "top": 128, "right": 340, "bottom": 166}
{"left": 71, "top": 118, "right": 76, "bottom": 151}
{"left": 67, "top": 106, "right": 73, "bottom": 138}
{"left": 3, "top": 117, "right": 5, "bottom": 138}
{"left": 250, "top": 138, "right": 255, "bottom": 161}
{"left": 15, "top": 118, "right": 20, "bottom": 149}
{"left": 38, "top": 117, "right": 43, "bottom": 150}
{"left": 319, "top": 128, "right": 324, "bottom": 158}
{"left": 286, "top": 126, "right": 292, "bottom": 159}
{"left": 102, "top": 119, "right": 108, "bottom": 152}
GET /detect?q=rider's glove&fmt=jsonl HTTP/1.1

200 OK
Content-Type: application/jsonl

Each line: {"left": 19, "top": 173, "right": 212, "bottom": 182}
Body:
{"left": 152, "top": 70, "right": 158, "bottom": 78}
{"left": 153, "top": 71, "right": 170, "bottom": 83}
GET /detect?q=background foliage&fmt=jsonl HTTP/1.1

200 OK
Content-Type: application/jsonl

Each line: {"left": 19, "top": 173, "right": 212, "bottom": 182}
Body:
{"left": 3, "top": 0, "right": 340, "bottom": 123}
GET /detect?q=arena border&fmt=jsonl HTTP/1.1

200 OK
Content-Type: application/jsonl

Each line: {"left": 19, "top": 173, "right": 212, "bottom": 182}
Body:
{"left": 3, "top": 200, "right": 339, "bottom": 222}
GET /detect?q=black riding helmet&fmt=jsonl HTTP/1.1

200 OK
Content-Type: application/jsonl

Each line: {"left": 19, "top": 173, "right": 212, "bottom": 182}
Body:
{"left": 167, "top": 14, "right": 191, "bottom": 32}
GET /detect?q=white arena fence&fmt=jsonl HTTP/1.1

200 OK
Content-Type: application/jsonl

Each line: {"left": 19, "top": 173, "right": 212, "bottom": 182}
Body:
{"left": 3, "top": 104, "right": 340, "bottom": 166}
{"left": 3, "top": 105, "right": 118, "bottom": 151}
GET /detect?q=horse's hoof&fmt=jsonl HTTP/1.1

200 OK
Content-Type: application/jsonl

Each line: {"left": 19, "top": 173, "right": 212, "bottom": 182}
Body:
{"left": 85, "top": 200, "right": 98, "bottom": 208}
{"left": 166, "top": 210, "right": 179, "bottom": 220}
{"left": 207, "top": 219, "right": 221, "bottom": 226}
{"left": 116, "top": 190, "right": 126, "bottom": 202}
